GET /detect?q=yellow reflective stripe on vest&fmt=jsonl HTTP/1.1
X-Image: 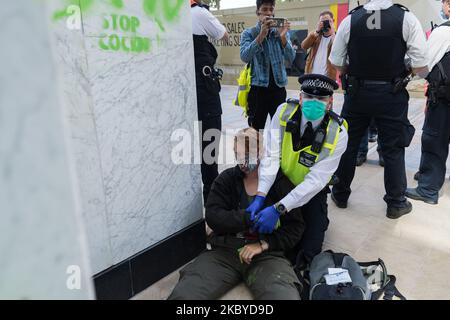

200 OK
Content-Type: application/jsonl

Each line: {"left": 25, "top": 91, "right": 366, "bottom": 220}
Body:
{"left": 233, "top": 64, "right": 252, "bottom": 112}
{"left": 279, "top": 102, "right": 299, "bottom": 151}
{"left": 316, "top": 120, "right": 340, "bottom": 162}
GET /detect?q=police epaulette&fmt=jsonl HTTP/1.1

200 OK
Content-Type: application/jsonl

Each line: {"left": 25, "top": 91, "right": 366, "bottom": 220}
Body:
{"left": 394, "top": 4, "right": 409, "bottom": 12}
{"left": 329, "top": 111, "right": 344, "bottom": 126}
{"left": 349, "top": 5, "right": 363, "bottom": 15}
{"left": 287, "top": 98, "right": 300, "bottom": 105}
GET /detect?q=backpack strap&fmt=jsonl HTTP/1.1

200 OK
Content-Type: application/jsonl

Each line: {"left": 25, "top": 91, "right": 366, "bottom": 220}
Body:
{"left": 360, "top": 258, "right": 406, "bottom": 300}
{"left": 358, "top": 258, "right": 389, "bottom": 288}
{"left": 376, "top": 275, "right": 407, "bottom": 300}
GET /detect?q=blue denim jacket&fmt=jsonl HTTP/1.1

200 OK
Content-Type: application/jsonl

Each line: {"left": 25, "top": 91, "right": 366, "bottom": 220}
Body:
{"left": 240, "top": 23, "right": 296, "bottom": 88}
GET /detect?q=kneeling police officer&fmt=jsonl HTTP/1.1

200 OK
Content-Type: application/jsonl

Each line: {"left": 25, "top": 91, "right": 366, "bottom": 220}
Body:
{"left": 246, "top": 74, "right": 349, "bottom": 265}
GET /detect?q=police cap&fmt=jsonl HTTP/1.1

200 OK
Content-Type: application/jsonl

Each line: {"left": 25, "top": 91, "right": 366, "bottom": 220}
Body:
{"left": 298, "top": 74, "right": 339, "bottom": 97}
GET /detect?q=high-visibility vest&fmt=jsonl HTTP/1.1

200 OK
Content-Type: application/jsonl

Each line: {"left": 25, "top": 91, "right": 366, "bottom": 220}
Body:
{"left": 279, "top": 101, "right": 348, "bottom": 186}
{"left": 233, "top": 64, "right": 252, "bottom": 117}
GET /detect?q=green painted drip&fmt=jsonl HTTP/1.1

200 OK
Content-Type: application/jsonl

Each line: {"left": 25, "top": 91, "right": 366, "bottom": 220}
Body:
{"left": 142, "top": 0, "right": 158, "bottom": 17}
{"left": 162, "top": 0, "right": 184, "bottom": 22}
{"left": 110, "top": 0, "right": 124, "bottom": 9}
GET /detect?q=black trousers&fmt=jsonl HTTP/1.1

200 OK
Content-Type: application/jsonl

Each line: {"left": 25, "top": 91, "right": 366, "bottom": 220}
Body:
{"left": 332, "top": 85, "right": 415, "bottom": 208}
{"left": 286, "top": 188, "right": 329, "bottom": 264}
{"left": 358, "top": 119, "right": 381, "bottom": 157}
{"left": 417, "top": 99, "right": 450, "bottom": 200}
{"left": 200, "top": 115, "right": 222, "bottom": 204}
{"left": 247, "top": 85, "right": 287, "bottom": 131}
{"left": 195, "top": 74, "right": 222, "bottom": 204}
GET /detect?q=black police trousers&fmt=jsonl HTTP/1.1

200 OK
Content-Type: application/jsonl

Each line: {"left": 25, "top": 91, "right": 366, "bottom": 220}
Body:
{"left": 416, "top": 99, "right": 450, "bottom": 200}
{"left": 286, "top": 188, "right": 329, "bottom": 264}
{"left": 196, "top": 77, "right": 222, "bottom": 204}
{"left": 332, "top": 84, "right": 415, "bottom": 208}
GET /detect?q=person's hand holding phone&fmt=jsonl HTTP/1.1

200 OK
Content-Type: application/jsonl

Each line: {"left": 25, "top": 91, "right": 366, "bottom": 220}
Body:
{"left": 257, "top": 16, "right": 272, "bottom": 44}
{"left": 278, "top": 19, "right": 290, "bottom": 38}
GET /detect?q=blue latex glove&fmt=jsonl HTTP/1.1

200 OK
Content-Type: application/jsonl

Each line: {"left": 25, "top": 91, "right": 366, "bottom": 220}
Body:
{"left": 246, "top": 195, "right": 266, "bottom": 221}
{"left": 254, "top": 206, "right": 280, "bottom": 234}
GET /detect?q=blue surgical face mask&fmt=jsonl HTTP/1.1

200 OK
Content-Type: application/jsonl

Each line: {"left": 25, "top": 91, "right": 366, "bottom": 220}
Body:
{"left": 441, "top": 8, "right": 449, "bottom": 20}
{"left": 302, "top": 99, "right": 327, "bottom": 121}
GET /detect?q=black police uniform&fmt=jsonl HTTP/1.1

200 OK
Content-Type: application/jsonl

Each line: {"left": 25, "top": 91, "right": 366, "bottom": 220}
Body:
{"left": 192, "top": 2, "right": 222, "bottom": 203}
{"left": 413, "top": 21, "right": 450, "bottom": 202}
{"left": 332, "top": 5, "right": 416, "bottom": 213}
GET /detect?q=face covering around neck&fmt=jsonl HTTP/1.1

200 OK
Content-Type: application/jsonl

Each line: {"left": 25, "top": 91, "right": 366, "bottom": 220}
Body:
{"left": 302, "top": 99, "right": 327, "bottom": 121}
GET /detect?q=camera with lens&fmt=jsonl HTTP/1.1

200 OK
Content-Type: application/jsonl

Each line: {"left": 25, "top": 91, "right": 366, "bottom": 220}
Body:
{"left": 320, "top": 20, "right": 331, "bottom": 34}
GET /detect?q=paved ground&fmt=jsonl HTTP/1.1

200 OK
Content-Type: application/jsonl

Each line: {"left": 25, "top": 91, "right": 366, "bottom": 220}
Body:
{"left": 135, "top": 86, "right": 450, "bottom": 300}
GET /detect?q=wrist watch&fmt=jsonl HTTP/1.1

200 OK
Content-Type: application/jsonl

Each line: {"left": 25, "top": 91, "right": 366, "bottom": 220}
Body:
{"left": 274, "top": 202, "right": 288, "bottom": 216}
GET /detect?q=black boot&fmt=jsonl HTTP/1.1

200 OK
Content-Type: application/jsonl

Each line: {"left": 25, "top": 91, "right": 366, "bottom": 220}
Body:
{"left": 378, "top": 153, "right": 385, "bottom": 167}
{"left": 386, "top": 201, "right": 412, "bottom": 219}
{"left": 356, "top": 153, "right": 367, "bottom": 167}
{"left": 331, "top": 192, "right": 348, "bottom": 209}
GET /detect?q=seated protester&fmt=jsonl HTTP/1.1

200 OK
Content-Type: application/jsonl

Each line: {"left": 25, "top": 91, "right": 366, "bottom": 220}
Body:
{"left": 168, "top": 128, "right": 305, "bottom": 300}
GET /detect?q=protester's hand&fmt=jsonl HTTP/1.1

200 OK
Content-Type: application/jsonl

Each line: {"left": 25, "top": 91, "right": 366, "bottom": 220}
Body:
{"left": 246, "top": 195, "right": 266, "bottom": 221}
{"left": 257, "top": 16, "right": 272, "bottom": 43}
{"left": 254, "top": 206, "right": 279, "bottom": 234}
{"left": 279, "top": 19, "right": 290, "bottom": 38}
{"left": 238, "top": 243, "right": 264, "bottom": 264}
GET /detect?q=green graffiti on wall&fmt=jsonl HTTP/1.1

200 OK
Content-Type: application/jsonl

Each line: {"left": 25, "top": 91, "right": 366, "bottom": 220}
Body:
{"left": 99, "top": 14, "right": 151, "bottom": 53}
{"left": 142, "top": 0, "right": 184, "bottom": 31}
{"left": 53, "top": 0, "right": 184, "bottom": 31}
{"left": 53, "top": 0, "right": 185, "bottom": 53}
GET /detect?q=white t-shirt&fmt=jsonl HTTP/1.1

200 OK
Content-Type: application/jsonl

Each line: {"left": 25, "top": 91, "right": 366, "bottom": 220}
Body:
{"left": 427, "top": 24, "right": 450, "bottom": 71}
{"left": 311, "top": 36, "right": 332, "bottom": 75}
{"left": 191, "top": 6, "right": 226, "bottom": 41}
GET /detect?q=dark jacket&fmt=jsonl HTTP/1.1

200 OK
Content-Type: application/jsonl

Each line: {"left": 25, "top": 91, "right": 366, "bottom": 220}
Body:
{"left": 205, "top": 166, "right": 305, "bottom": 252}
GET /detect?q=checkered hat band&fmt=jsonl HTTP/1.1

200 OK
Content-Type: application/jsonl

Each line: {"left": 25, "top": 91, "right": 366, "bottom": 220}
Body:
{"left": 302, "top": 79, "right": 334, "bottom": 91}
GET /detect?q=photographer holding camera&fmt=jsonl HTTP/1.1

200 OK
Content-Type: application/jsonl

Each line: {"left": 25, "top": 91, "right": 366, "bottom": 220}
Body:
{"left": 301, "top": 11, "right": 336, "bottom": 80}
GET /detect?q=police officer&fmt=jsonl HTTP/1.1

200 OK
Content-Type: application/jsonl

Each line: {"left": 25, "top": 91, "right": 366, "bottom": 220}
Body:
{"left": 246, "top": 74, "right": 349, "bottom": 265}
{"left": 329, "top": 0, "right": 429, "bottom": 219}
{"left": 191, "top": 0, "right": 229, "bottom": 203}
{"left": 406, "top": 0, "right": 450, "bottom": 205}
